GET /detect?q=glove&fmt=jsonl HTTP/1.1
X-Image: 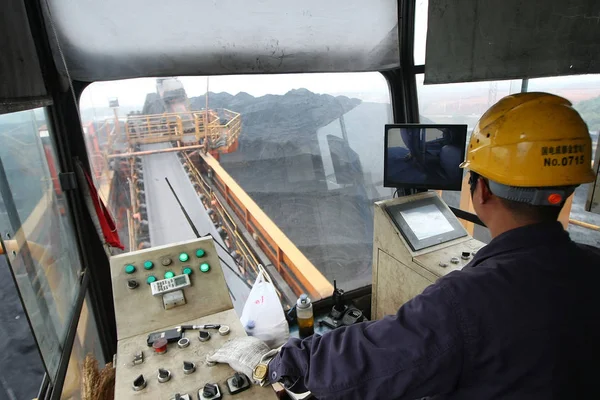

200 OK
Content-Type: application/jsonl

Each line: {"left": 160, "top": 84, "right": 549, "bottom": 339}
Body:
{"left": 206, "top": 336, "right": 277, "bottom": 380}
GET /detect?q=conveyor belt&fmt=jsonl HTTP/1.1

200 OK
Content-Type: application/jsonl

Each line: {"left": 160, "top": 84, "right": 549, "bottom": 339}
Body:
{"left": 141, "top": 143, "right": 250, "bottom": 312}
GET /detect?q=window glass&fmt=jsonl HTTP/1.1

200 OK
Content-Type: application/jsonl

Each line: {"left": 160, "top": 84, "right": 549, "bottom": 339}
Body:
{"left": 528, "top": 74, "right": 600, "bottom": 247}
{"left": 80, "top": 73, "right": 393, "bottom": 305}
{"left": 0, "top": 254, "right": 45, "bottom": 399}
{"left": 60, "top": 296, "right": 104, "bottom": 400}
{"left": 416, "top": 74, "right": 522, "bottom": 243}
{"left": 0, "top": 108, "right": 82, "bottom": 380}
{"left": 414, "top": 0, "right": 428, "bottom": 65}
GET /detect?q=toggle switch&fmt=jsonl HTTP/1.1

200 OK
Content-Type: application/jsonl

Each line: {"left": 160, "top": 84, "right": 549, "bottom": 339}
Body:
{"left": 132, "top": 351, "right": 144, "bottom": 365}
{"left": 461, "top": 251, "right": 471, "bottom": 260}
{"left": 198, "top": 331, "right": 211, "bottom": 342}
{"left": 226, "top": 372, "right": 251, "bottom": 394}
{"left": 199, "top": 383, "right": 222, "bottom": 400}
{"left": 171, "top": 394, "right": 191, "bottom": 400}
{"left": 183, "top": 361, "right": 196, "bottom": 375}
{"left": 132, "top": 374, "right": 147, "bottom": 391}
{"left": 157, "top": 368, "right": 171, "bottom": 383}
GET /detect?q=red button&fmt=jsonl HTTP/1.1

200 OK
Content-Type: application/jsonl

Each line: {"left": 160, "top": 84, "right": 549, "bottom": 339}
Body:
{"left": 153, "top": 338, "right": 168, "bottom": 354}
{"left": 547, "top": 193, "right": 563, "bottom": 205}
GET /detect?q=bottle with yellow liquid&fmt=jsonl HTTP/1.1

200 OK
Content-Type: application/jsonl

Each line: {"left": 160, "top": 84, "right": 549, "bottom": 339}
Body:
{"left": 296, "top": 294, "right": 314, "bottom": 338}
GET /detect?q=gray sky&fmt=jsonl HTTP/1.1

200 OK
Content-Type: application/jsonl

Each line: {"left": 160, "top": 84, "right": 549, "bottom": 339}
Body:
{"left": 80, "top": 72, "right": 391, "bottom": 109}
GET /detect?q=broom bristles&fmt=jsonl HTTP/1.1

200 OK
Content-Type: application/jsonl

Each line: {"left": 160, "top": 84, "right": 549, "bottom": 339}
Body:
{"left": 81, "top": 353, "right": 115, "bottom": 400}
{"left": 81, "top": 354, "right": 99, "bottom": 400}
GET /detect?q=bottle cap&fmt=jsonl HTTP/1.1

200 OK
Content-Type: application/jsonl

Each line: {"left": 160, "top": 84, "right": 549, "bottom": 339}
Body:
{"left": 297, "top": 294, "right": 311, "bottom": 309}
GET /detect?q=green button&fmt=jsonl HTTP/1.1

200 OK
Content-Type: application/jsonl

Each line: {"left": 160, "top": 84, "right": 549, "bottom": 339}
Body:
{"left": 146, "top": 275, "right": 157, "bottom": 284}
{"left": 200, "top": 263, "right": 210, "bottom": 273}
{"left": 196, "top": 249, "right": 206, "bottom": 258}
{"left": 183, "top": 267, "right": 193, "bottom": 275}
{"left": 179, "top": 253, "right": 189, "bottom": 262}
{"left": 143, "top": 261, "right": 154, "bottom": 270}
{"left": 125, "top": 265, "right": 136, "bottom": 274}
{"left": 164, "top": 271, "right": 175, "bottom": 279}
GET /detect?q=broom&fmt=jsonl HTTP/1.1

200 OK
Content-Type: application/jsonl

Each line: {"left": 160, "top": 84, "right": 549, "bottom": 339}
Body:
{"left": 81, "top": 354, "right": 115, "bottom": 400}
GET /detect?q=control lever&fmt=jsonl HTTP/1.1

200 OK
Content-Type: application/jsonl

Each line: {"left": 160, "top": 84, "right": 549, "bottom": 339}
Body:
{"left": 319, "top": 280, "right": 367, "bottom": 330}
{"left": 330, "top": 280, "right": 348, "bottom": 319}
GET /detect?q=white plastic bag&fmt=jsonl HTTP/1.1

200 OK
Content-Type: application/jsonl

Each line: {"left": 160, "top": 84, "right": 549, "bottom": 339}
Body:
{"left": 240, "top": 267, "right": 290, "bottom": 349}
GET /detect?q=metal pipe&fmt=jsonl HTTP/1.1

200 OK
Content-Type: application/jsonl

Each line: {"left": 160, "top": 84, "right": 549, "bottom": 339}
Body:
{"left": 106, "top": 144, "right": 205, "bottom": 159}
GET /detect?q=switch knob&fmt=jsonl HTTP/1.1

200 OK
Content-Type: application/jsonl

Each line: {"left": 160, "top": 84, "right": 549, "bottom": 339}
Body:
{"left": 199, "top": 331, "right": 211, "bottom": 342}
{"left": 183, "top": 361, "right": 196, "bottom": 375}
{"left": 132, "top": 374, "right": 147, "bottom": 391}
{"left": 461, "top": 251, "right": 471, "bottom": 260}
{"left": 232, "top": 373, "right": 244, "bottom": 388}
{"left": 127, "top": 279, "right": 139, "bottom": 289}
{"left": 203, "top": 383, "right": 219, "bottom": 397}
{"left": 157, "top": 368, "right": 171, "bottom": 383}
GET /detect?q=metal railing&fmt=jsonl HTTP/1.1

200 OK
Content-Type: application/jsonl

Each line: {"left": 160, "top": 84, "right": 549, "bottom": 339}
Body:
{"left": 198, "top": 152, "right": 333, "bottom": 300}
{"left": 125, "top": 113, "right": 185, "bottom": 144}
{"left": 193, "top": 108, "right": 242, "bottom": 150}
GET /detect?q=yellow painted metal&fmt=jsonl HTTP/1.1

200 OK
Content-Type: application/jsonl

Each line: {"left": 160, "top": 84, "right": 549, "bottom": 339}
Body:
{"left": 120, "top": 109, "right": 241, "bottom": 151}
{"left": 461, "top": 92, "right": 596, "bottom": 187}
{"left": 201, "top": 152, "right": 334, "bottom": 299}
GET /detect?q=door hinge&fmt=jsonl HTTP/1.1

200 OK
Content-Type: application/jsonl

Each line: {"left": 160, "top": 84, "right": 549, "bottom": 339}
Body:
{"left": 59, "top": 172, "right": 77, "bottom": 191}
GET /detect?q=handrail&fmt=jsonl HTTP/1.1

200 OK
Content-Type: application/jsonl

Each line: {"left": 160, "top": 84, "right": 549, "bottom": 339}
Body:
{"left": 182, "top": 153, "right": 261, "bottom": 276}
{"left": 200, "top": 152, "right": 333, "bottom": 299}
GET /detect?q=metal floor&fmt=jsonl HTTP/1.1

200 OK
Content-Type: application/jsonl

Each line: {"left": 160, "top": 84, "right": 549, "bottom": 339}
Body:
{"left": 141, "top": 143, "right": 250, "bottom": 313}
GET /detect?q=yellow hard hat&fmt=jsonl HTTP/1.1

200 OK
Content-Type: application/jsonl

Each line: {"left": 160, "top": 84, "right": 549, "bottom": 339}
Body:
{"left": 460, "top": 92, "right": 596, "bottom": 188}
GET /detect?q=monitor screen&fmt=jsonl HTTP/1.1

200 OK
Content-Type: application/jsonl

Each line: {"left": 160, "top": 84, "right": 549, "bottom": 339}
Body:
{"left": 384, "top": 124, "right": 467, "bottom": 190}
{"left": 385, "top": 195, "right": 467, "bottom": 251}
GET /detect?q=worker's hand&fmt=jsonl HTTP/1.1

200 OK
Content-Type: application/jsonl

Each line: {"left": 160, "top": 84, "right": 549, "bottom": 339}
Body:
{"left": 206, "top": 336, "right": 273, "bottom": 380}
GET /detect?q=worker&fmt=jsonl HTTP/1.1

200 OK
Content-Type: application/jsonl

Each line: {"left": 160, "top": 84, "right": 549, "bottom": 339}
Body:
{"left": 208, "top": 93, "right": 600, "bottom": 399}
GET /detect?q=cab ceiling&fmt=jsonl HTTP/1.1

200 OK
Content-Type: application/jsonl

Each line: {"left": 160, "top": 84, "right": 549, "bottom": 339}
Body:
{"left": 42, "top": 0, "right": 400, "bottom": 82}
{"left": 425, "top": 0, "right": 600, "bottom": 84}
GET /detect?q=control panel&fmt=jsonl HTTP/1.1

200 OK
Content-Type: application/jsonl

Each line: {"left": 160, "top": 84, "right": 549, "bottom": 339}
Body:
{"left": 110, "top": 237, "right": 233, "bottom": 340}
{"left": 372, "top": 192, "right": 485, "bottom": 319}
{"left": 115, "top": 309, "right": 274, "bottom": 399}
{"left": 111, "top": 237, "right": 277, "bottom": 399}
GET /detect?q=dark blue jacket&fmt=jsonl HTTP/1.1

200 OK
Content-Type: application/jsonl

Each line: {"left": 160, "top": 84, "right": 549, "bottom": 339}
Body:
{"left": 268, "top": 222, "right": 600, "bottom": 399}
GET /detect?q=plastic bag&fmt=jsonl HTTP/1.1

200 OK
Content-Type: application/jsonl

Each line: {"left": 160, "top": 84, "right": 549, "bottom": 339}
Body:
{"left": 240, "top": 267, "right": 290, "bottom": 349}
